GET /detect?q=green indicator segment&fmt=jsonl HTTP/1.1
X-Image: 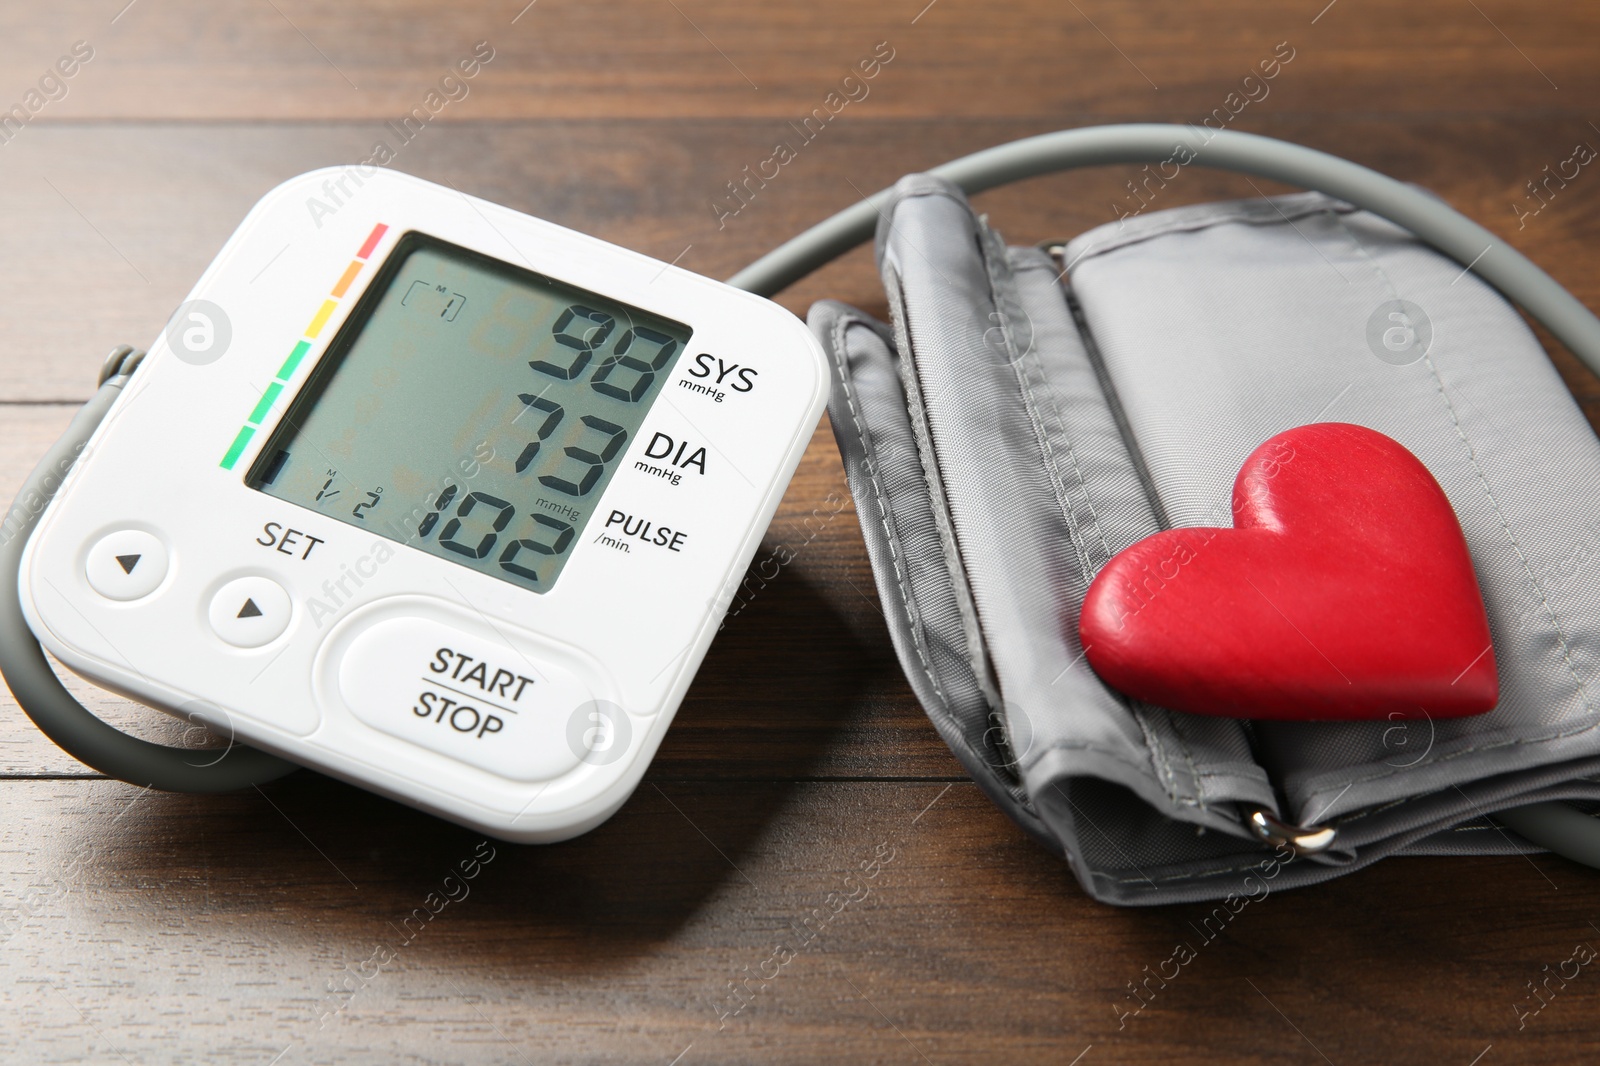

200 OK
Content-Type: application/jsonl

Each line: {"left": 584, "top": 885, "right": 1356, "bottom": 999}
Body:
{"left": 220, "top": 425, "right": 256, "bottom": 470}
{"left": 248, "top": 382, "right": 284, "bottom": 426}
{"left": 277, "top": 340, "right": 311, "bottom": 381}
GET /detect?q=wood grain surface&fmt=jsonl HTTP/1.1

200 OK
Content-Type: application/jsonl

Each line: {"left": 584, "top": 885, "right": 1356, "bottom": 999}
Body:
{"left": 1, "top": 2, "right": 1599, "bottom": 1063}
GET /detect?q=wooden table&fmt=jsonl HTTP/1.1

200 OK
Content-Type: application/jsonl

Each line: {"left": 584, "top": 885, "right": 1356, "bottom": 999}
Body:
{"left": 2, "top": 2, "right": 1598, "bottom": 1062}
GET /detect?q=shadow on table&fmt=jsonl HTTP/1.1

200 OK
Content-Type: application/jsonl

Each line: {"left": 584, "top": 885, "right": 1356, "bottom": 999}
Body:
{"left": 66, "top": 566, "right": 893, "bottom": 970}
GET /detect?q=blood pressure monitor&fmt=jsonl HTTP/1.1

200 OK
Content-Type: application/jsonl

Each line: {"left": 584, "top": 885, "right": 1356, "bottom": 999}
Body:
{"left": 16, "top": 167, "right": 829, "bottom": 841}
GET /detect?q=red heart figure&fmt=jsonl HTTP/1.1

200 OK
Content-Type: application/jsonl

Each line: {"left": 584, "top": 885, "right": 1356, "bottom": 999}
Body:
{"left": 1079, "top": 423, "right": 1497, "bottom": 720}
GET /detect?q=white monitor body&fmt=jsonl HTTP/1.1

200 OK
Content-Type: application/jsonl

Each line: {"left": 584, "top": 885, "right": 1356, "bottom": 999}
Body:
{"left": 18, "top": 167, "right": 829, "bottom": 842}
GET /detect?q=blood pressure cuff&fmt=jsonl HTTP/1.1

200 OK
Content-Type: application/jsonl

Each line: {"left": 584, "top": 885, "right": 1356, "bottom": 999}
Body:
{"left": 809, "top": 174, "right": 1600, "bottom": 905}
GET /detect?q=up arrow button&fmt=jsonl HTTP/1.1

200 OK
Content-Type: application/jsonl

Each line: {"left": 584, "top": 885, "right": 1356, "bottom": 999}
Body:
{"left": 209, "top": 577, "right": 291, "bottom": 647}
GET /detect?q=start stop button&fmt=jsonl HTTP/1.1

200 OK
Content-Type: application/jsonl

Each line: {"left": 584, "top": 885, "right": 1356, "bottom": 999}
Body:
{"left": 335, "top": 614, "right": 592, "bottom": 781}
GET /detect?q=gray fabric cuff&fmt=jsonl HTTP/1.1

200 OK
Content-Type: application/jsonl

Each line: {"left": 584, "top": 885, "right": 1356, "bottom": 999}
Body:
{"left": 813, "top": 174, "right": 1600, "bottom": 905}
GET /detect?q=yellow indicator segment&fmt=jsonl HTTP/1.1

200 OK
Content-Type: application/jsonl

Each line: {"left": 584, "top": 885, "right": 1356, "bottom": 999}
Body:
{"left": 305, "top": 299, "right": 338, "bottom": 339}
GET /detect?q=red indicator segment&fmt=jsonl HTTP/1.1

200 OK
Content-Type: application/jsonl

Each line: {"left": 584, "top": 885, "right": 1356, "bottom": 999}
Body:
{"left": 356, "top": 223, "right": 389, "bottom": 260}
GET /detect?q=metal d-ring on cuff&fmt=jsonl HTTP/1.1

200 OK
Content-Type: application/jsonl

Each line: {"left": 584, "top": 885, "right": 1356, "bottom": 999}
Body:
{"left": 1248, "top": 809, "right": 1338, "bottom": 855}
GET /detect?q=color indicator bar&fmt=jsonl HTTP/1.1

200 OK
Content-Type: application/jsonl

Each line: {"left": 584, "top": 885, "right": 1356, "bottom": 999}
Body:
{"left": 220, "top": 221, "right": 391, "bottom": 469}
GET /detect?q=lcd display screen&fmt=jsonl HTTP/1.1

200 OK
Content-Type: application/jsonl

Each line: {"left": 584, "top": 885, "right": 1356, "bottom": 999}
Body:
{"left": 247, "top": 231, "right": 690, "bottom": 593}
